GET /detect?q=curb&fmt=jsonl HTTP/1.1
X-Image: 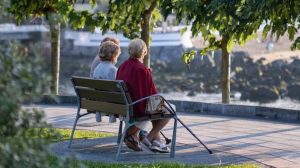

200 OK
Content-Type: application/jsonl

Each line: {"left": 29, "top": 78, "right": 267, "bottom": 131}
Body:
{"left": 36, "top": 95, "right": 300, "bottom": 122}
{"left": 169, "top": 100, "right": 300, "bottom": 122}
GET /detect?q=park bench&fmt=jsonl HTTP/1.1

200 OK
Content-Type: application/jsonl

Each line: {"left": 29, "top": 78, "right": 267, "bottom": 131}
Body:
{"left": 68, "top": 76, "right": 178, "bottom": 160}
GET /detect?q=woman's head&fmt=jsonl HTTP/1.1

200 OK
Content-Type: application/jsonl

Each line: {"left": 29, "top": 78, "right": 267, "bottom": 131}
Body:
{"left": 128, "top": 39, "right": 147, "bottom": 59}
{"left": 101, "top": 37, "right": 120, "bottom": 46}
{"left": 98, "top": 41, "right": 121, "bottom": 63}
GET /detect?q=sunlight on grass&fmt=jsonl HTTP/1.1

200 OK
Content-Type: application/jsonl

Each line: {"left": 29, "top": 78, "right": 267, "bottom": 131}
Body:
{"left": 54, "top": 128, "right": 115, "bottom": 141}
{"left": 40, "top": 128, "right": 115, "bottom": 142}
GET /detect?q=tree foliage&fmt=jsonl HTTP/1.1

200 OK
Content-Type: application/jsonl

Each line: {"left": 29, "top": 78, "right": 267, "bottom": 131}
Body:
{"left": 162, "top": 0, "right": 300, "bottom": 60}
{"left": 8, "top": 0, "right": 71, "bottom": 23}
{"left": 239, "top": 0, "right": 300, "bottom": 50}
{"left": 0, "top": 0, "right": 14, "bottom": 23}
{"left": 161, "top": 0, "right": 300, "bottom": 103}
{"left": 162, "top": 0, "right": 260, "bottom": 56}
{"left": 99, "top": 0, "right": 162, "bottom": 67}
{"left": 101, "top": 0, "right": 162, "bottom": 39}
{"left": 161, "top": 0, "right": 260, "bottom": 103}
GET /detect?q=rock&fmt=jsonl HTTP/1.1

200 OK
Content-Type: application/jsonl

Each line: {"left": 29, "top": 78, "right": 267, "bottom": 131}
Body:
{"left": 187, "top": 90, "right": 196, "bottom": 97}
{"left": 255, "top": 57, "right": 266, "bottom": 65}
{"left": 271, "top": 60, "right": 287, "bottom": 70}
{"left": 280, "top": 68, "right": 294, "bottom": 83}
{"left": 240, "top": 91, "right": 250, "bottom": 101}
{"left": 290, "top": 59, "right": 300, "bottom": 78}
{"left": 231, "top": 52, "right": 253, "bottom": 68}
{"left": 240, "top": 86, "right": 279, "bottom": 102}
{"left": 262, "top": 76, "right": 281, "bottom": 86}
{"left": 287, "top": 84, "right": 300, "bottom": 100}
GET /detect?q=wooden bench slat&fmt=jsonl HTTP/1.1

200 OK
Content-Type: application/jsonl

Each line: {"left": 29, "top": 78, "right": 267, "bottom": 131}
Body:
{"left": 81, "top": 99, "right": 127, "bottom": 115}
{"left": 72, "top": 77, "right": 125, "bottom": 92}
{"left": 77, "top": 87, "right": 126, "bottom": 104}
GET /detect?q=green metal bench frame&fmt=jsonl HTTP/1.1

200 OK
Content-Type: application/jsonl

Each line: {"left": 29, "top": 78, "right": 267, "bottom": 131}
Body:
{"left": 68, "top": 76, "right": 177, "bottom": 160}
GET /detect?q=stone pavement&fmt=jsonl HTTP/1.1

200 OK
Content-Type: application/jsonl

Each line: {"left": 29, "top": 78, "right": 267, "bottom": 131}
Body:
{"left": 33, "top": 105, "right": 300, "bottom": 168}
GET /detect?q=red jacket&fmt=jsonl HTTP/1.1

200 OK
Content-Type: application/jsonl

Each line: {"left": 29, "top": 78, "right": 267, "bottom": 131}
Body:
{"left": 116, "top": 58, "right": 158, "bottom": 117}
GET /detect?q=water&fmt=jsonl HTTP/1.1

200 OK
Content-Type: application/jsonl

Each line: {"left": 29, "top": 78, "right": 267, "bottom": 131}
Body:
{"left": 160, "top": 92, "right": 300, "bottom": 111}
{"left": 60, "top": 82, "right": 300, "bottom": 111}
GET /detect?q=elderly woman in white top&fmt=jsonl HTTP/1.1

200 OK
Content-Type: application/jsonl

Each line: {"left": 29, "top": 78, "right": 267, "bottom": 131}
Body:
{"left": 90, "top": 37, "right": 120, "bottom": 77}
{"left": 93, "top": 41, "right": 121, "bottom": 79}
{"left": 93, "top": 41, "right": 121, "bottom": 122}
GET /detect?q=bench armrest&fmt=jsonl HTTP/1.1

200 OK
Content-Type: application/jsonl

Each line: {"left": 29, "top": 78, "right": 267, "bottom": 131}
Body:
{"left": 128, "top": 94, "right": 175, "bottom": 112}
{"left": 129, "top": 94, "right": 164, "bottom": 106}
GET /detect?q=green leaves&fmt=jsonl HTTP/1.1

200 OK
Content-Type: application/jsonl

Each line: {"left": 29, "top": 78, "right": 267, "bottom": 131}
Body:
{"left": 101, "top": 0, "right": 162, "bottom": 39}
{"left": 226, "top": 38, "right": 234, "bottom": 53}
{"left": 262, "top": 24, "right": 271, "bottom": 39}
{"left": 291, "top": 36, "right": 300, "bottom": 50}
{"left": 180, "top": 27, "right": 187, "bottom": 36}
{"left": 182, "top": 50, "right": 197, "bottom": 65}
{"left": 163, "top": 0, "right": 300, "bottom": 65}
{"left": 9, "top": 0, "right": 74, "bottom": 24}
{"left": 287, "top": 26, "right": 297, "bottom": 41}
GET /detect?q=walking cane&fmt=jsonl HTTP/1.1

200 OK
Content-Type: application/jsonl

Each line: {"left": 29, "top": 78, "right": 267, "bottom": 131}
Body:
{"left": 163, "top": 102, "right": 213, "bottom": 154}
{"left": 160, "top": 131, "right": 172, "bottom": 144}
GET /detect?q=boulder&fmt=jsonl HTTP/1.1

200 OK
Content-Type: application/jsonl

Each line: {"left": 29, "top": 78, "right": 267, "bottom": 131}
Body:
{"left": 240, "top": 86, "right": 279, "bottom": 102}
{"left": 187, "top": 90, "right": 196, "bottom": 97}
{"left": 231, "top": 51, "right": 250, "bottom": 67}
{"left": 271, "top": 60, "right": 288, "bottom": 70}
{"left": 287, "top": 84, "right": 300, "bottom": 100}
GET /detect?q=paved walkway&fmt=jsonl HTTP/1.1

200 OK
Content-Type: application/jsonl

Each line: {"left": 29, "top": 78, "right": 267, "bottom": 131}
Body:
{"left": 34, "top": 105, "right": 300, "bottom": 168}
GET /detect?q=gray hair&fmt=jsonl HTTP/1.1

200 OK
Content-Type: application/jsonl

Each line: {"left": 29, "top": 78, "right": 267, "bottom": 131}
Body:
{"left": 128, "top": 38, "right": 147, "bottom": 58}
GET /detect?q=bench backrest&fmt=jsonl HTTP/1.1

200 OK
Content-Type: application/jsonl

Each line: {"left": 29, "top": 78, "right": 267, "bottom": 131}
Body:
{"left": 71, "top": 76, "right": 132, "bottom": 116}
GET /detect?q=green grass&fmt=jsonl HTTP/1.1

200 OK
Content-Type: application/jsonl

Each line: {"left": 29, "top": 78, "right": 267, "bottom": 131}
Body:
{"left": 51, "top": 128, "right": 115, "bottom": 142}
{"left": 48, "top": 128, "right": 260, "bottom": 168}
{"left": 48, "top": 153, "right": 258, "bottom": 168}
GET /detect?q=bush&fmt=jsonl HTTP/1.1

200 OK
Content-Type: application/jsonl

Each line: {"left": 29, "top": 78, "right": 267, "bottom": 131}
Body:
{"left": 0, "top": 41, "right": 82, "bottom": 168}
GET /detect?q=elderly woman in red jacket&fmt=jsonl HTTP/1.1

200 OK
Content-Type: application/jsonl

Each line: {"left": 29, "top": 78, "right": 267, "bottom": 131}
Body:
{"left": 116, "top": 38, "right": 170, "bottom": 153}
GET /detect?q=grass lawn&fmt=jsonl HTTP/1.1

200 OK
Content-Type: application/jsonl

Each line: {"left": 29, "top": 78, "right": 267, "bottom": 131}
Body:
{"left": 48, "top": 128, "right": 260, "bottom": 168}
{"left": 50, "top": 128, "right": 115, "bottom": 142}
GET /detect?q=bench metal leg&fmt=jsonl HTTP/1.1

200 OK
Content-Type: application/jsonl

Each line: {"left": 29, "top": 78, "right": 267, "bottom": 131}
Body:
{"left": 117, "top": 120, "right": 123, "bottom": 145}
{"left": 68, "top": 107, "right": 80, "bottom": 148}
{"left": 170, "top": 117, "right": 177, "bottom": 158}
{"left": 116, "top": 123, "right": 132, "bottom": 160}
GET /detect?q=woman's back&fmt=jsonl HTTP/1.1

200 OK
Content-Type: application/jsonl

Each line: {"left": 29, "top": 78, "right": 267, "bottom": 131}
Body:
{"left": 117, "top": 58, "right": 157, "bottom": 117}
{"left": 93, "top": 61, "right": 117, "bottom": 80}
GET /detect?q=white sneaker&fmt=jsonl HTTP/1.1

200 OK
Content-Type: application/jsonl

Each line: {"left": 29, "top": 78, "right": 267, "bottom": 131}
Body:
{"left": 151, "top": 140, "right": 170, "bottom": 153}
{"left": 142, "top": 138, "right": 170, "bottom": 153}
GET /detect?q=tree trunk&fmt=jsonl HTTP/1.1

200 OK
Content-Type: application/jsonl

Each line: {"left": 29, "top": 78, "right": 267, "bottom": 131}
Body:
{"left": 221, "top": 37, "right": 231, "bottom": 103}
{"left": 141, "top": 12, "right": 151, "bottom": 68}
{"left": 49, "top": 20, "right": 60, "bottom": 95}
{"left": 140, "top": 0, "right": 158, "bottom": 68}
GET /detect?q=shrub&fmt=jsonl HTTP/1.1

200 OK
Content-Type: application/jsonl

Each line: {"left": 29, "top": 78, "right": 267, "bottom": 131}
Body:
{"left": 0, "top": 41, "right": 82, "bottom": 168}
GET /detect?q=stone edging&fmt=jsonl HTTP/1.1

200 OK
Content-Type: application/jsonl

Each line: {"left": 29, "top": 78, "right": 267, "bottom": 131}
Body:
{"left": 169, "top": 100, "right": 300, "bottom": 122}
{"left": 37, "top": 95, "right": 300, "bottom": 122}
